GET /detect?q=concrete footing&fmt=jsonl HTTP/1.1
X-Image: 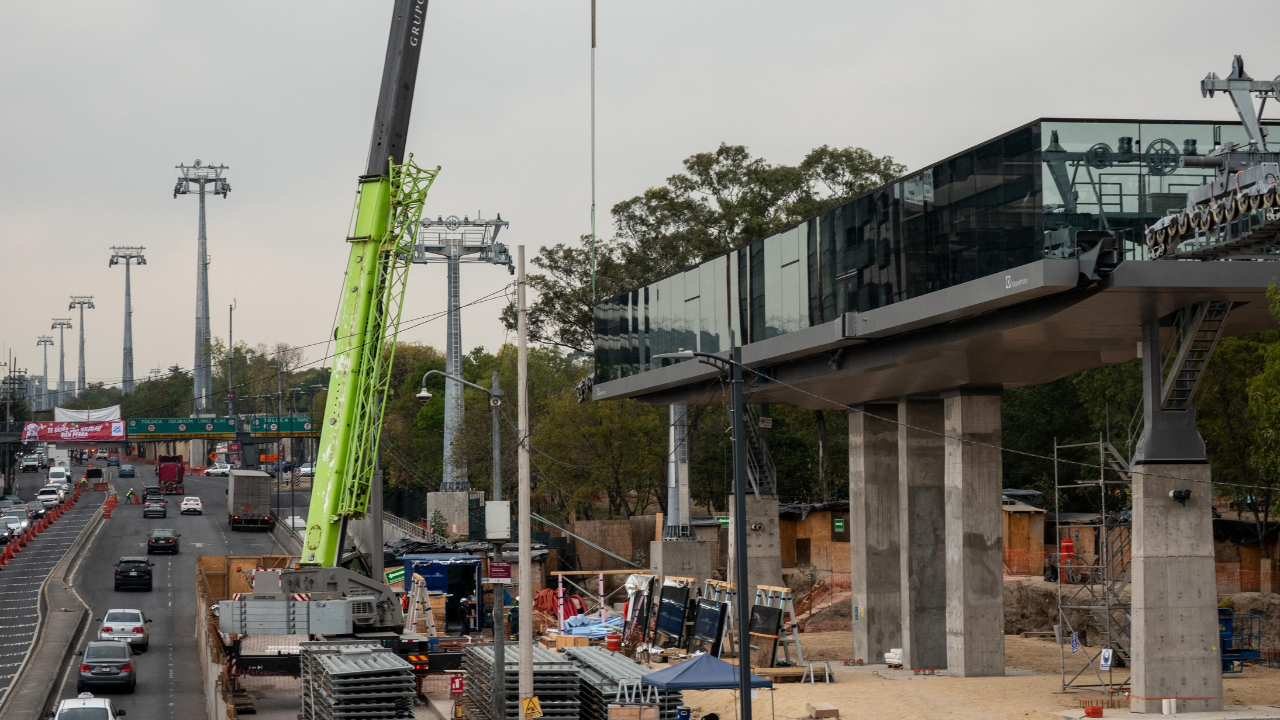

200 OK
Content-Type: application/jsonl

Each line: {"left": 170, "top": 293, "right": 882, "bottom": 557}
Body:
{"left": 649, "top": 539, "right": 713, "bottom": 585}
{"left": 1130, "top": 462, "right": 1223, "bottom": 714}
{"left": 942, "top": 390, "right": 1004, "bottom": 677}
{"left": 848, "top": 404, "right": 901, "bottom": 664}
{"left": 898, "top": 398, "right": 947, "bottom": 670}
{"left": 727, "top": 495, "right": 783, "bottom": 590}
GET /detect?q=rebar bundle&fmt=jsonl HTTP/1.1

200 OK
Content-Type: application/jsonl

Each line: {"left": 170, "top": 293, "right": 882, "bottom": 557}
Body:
{"left": 461, "top": 644, "right": 580, "bottom": 720}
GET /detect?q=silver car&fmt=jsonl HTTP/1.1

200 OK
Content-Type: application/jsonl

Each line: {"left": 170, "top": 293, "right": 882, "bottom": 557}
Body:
{"left": 96, "top": 609, "right": 151, "bottom": 652}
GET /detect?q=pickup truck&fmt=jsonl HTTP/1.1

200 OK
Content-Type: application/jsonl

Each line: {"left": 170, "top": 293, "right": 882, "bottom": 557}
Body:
{"left": 20, "top": 457, "right": 38, "bottom": 473}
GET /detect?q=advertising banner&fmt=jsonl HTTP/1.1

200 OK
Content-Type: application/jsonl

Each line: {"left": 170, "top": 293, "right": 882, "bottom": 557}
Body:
{"left": 23, "top": 421, "right": 126, "bottom": 443}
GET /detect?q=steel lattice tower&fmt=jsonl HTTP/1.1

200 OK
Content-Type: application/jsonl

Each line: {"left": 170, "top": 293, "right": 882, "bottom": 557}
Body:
{"left": 110, "top": 246, "right": 146, "bottom": 394}
{"left": 36, "top": 336, "right": 53, "bottom": 410}
{"left": 68, "top": 297, "right": 95, "bottom": 395}
{"left": 174, "top": 160, "right": 230, "bottom": 413}
{"left": 51, "top": 318, "right": 72, "bottom": 406}
{"left": 414, "top": 215, "right": 512, "bottom": 492}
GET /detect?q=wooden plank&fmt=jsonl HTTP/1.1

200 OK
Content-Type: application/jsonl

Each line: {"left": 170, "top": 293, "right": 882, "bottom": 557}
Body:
{"left": 552, "top": 569, "right": 638, "bottom": 576}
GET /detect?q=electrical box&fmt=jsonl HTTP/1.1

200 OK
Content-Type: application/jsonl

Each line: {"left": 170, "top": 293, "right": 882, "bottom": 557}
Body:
{"left": 485, "top": 501, "right": 511, "bottom": 541}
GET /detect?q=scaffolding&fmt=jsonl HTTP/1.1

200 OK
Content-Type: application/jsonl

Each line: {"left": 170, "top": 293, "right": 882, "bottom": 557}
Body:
{"left": 1054, "top": 434, "right": 1132, "bottom": 695}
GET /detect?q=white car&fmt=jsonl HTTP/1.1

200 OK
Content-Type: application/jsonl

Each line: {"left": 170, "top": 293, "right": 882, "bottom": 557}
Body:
{"left": 204, "top": 463, "right": 231, "bottom": 477}
{"left": 96, "top": 608, "right": 150, "bottom": 652}
{"left": 53, "top": 692, "right": 127, "bottom": 720}
{"left": 180, "top": 497, "right": 203, "bottom": 515}
{"left": 37, "top": 486, "right": 63, "bottom": 508}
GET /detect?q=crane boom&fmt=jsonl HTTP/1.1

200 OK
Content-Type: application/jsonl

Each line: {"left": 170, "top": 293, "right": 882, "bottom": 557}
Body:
{"left": 302, "top": 0, "right": 437, "bottom": 567}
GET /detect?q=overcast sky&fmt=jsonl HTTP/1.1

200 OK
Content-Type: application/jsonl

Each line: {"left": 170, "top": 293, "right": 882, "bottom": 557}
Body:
{"left": 1, "top": 1, "right": 1277, "bottom": 393}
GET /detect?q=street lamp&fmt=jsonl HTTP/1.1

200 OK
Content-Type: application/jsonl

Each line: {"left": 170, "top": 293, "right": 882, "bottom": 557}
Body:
{"left": 418, "top": 368, "right": 507, "bottom": 715}
{"left": 653, "top": 338, "right": 751, "bottom": 720}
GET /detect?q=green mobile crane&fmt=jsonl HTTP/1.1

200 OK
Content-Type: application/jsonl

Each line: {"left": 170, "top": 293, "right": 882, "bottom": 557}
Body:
{"left": 263, "top": 0, "right": 437, "bottom": 630}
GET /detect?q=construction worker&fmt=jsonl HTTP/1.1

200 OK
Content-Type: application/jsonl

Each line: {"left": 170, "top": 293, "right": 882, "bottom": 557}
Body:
{"left": 124, "top": 488, "right": 135, "bottom": 503}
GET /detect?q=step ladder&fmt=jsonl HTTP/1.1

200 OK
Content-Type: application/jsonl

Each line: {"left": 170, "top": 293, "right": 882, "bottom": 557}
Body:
{"left": 402, "top": 573, "right": 437, "bottom": 637}
{"left": 754, "top": 585, "right": 803, "bottom": 666}
{"left": 703, "top": 579, "right": 738, "bottom": 658}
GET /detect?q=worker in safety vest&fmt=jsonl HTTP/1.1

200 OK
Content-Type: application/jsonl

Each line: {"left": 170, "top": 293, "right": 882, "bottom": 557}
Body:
{"left": 124, "top": 488, "right": 135, "bottom": 502}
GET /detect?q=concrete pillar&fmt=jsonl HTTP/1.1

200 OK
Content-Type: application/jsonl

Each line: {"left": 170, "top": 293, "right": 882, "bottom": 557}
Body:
{"left": 848, "top": 404, "right": 901, "bottom": 664}
{"left": 942, "top": 390, "right": 1004, "bottom": 677}
{"left": 1130, "top": 463, "right": 1222, "bottom": 714}
{"left": 898, "top": 398, "right": 947, "bottom": 670}
{"left": 726, "top": 495, "right": 783, "bottom": 590}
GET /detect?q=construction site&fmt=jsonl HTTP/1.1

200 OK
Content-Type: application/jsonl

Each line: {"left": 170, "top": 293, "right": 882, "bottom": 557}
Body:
{"left": 6, "top": 5, "right": 1280, "bottom": 720}
{"left": 181, "top": 11, "right": 1280, "bottom": 717}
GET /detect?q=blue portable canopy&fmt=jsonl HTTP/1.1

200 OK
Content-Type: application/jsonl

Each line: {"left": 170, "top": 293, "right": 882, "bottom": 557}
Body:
{"left": 641, "top": 653, "right": 773, "bottom": 690}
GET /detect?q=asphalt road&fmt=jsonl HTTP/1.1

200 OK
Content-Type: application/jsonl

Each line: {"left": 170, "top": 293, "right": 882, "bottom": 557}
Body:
{"left": 0, "top": 465, "right": 105, "bottom": 702}
{"left": 52, "top": 460, "right": 293, "bottom": 720}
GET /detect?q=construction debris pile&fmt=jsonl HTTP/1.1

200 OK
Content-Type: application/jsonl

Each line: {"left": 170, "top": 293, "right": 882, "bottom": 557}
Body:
{"left": 462, "top": 644, "right": 580, "bottom": 720}
{"left": 564, "top": 646, "right": 684, "bottom": 720}
{"left": 301, "top": 641, "right": 416, "bottom": 720}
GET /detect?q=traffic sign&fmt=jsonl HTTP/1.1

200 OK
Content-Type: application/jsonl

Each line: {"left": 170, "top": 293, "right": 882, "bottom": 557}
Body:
{"left": 1100, "top": 648, "right": 1113, "bottom": 670}
{"left": 248, "top": 416, "right": 317, "bottom": 436}
{"left": 208, "top": 452, "right": 217, "bottom": 462}
{"left": 521, "top": 697, "right": 542, "bottom": 719}
{"left": 128, "top": 417, "right": 235, "bottom": 439}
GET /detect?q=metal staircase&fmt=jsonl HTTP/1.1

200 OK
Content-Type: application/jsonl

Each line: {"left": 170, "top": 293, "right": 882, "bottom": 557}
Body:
{"left": 741, "top": 405, "right": 777, "bottom": 498}
{"left": 1160, "top": 301, "right": 1232, "bottom": 411}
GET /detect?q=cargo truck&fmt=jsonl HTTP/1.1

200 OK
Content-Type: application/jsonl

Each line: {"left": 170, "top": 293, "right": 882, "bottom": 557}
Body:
{"left": 157, "top": 455, "right": 185, "bottom": 494}
{"left": 227, "top": 469, "right": 274, "bottom": 530}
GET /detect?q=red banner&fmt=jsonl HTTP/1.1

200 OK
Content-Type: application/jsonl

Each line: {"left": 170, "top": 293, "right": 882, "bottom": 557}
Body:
{"left": 22, "top": 421, "right": 126, "bottom": 443}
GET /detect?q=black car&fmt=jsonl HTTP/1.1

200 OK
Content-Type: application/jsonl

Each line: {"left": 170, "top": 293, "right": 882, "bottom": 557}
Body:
{"left": 76, "top": 640, "right": 136, "bottom": 693}
{"left": 118, "top": 465, "right": 135, "bottom": 478}
{"left": 113, "top": 557, "right": 154, "bottom": 591}
{"left": 146, "top": 529, "right": 180, "bottom": 554}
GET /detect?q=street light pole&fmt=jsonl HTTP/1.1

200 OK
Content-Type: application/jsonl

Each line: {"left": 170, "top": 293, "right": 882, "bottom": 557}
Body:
{"left": 654, "top": 336, "right": 751, "bottom": 720}
{"left": 417, "top": 367, "right": 507, "bottom": 715}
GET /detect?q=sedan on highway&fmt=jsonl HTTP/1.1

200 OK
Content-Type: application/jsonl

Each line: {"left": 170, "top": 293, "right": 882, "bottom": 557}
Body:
{"left": 113, "top": 557, "right": 154, "bottom": 591}
{"left": 180, "top": 497, "right": 203, "bottom": 515}
{"left": 146, "top": 528, "right": 180, "bottom": 554}
{"left": 76, "top": 641, "right": 136, "bottom": 693}
{"left": 117, "top": 465, "right": 135, "bottom": 478}
{"left": 96, "top": 609, "right": 151, "bottom": 652}
{"left": 142, "top": 499, "right": 166, "bottom": 518}
{"left": 204, "top": 463, "right": 231, "bottom": 477}
{"left": 106, "top": 457, "right": 120, "bottom": 467}
{"left": 53, "top": 692, "right": 128, "bottom": 720}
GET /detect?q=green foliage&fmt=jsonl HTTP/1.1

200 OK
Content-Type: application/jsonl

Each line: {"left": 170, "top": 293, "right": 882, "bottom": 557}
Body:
{"left": 507, "top": 142, "right": 905, "bottom": 352}
{"left": 429, "top": 508, "right": 449, "bottom": 537}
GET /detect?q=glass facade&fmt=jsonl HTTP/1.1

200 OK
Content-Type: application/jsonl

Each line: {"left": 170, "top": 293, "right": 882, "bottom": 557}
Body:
{"left": 594, "top": 118, "right": 1263, "bottom": 382}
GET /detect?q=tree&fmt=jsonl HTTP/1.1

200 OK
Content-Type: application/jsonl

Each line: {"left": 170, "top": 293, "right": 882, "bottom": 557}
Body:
{"left": 507, "top": 142, "right": 906, "bottom": 352}
{"left": 429, "top": 508, "right": 449, "bottom": 537}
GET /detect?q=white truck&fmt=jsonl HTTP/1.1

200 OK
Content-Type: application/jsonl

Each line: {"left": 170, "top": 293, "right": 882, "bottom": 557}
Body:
{"left": 227, "top": 470, "right": 274, "bottom": 531}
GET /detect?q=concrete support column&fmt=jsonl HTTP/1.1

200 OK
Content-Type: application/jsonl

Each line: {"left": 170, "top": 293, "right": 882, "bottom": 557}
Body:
{"left": 898, "top": 398, "right": 947, "bottom": 670}
{"left": 848, "top": 404, "right": 901, "bottom": 664}
{"left": 942, "top": 390, "right": 1004, "bottom": 677}
{"left": 1130, "top": 463, "right": 1222, "bottom": 714}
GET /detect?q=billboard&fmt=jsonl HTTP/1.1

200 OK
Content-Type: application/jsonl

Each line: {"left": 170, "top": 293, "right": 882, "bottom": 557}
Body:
{"left": 23, "top": 421, "right": 126, "bottom": 443}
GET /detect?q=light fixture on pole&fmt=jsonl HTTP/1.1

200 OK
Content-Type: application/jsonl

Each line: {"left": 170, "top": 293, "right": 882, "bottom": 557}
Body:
{"left": 653, "top": 342, "right": 751, "bottom": 720}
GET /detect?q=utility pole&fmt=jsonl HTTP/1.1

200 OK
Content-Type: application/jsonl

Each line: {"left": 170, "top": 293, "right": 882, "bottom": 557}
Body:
{"left": 490, "top": 368, "right": 505, "bottom": 718}
{"left": 109, "top": 246, "right": 146, "bottom": 394}
{"left": 51, "top": 319, "right": 72, "bottom": 407}
{"left": 174, "top": 160, "right": 231, "bottom": 414}
{"left": 517, "top": 245, "right": 533, "bottom": 702}
{"left": 589, "top": 0, "right": 597, "bottom": 302}
{"left": 68, "top": 297, "right": 95, "bottom": 396}
{"left": 228, "top": 301, "right": 235, "bottom": 416}
{"left": 37, "top": 336, "right": 53, "bottom": 411}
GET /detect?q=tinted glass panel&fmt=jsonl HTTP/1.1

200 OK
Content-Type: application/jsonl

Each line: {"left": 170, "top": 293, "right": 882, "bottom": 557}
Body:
{"left": 86, "top": 645, "right": 129, "bottom": 660}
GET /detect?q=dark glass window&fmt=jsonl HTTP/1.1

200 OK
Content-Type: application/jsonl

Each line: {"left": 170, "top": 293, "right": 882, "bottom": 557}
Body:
{"left": 749, "top": 241, "right": 765, "bottom": 344}
{"left": 807, "top": 221, "right": 820, "bottom": 326}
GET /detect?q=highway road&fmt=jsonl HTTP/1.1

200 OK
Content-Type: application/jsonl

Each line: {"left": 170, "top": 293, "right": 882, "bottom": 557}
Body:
{"left": 0, "top": 468, "right": 104, "bottom": 702}
{"left": 51, "top": 460, "right": 294, "bottom": 720}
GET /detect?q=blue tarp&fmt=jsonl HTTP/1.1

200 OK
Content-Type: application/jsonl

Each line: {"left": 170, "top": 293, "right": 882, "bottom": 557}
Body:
{"left": 641, "top": 653, "right": 773, "bottom": 690}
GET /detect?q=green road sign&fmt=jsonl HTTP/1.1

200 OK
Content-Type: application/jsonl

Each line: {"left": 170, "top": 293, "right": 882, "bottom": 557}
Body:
{"left": 385, "top": 566, "right": 405, "bottom": 585}
{"left": 127, "top": 417, "right": 236, "bottom": 439}
{"left": 248, "top": 416, "right": 317, "bottom": 436}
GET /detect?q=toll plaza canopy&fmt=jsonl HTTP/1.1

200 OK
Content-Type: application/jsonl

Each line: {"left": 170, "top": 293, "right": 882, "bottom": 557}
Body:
{"left": 590, "top": 117, "right": 1280, "bottom": 407}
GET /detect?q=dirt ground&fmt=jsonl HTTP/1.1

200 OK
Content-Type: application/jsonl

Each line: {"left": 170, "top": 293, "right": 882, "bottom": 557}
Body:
{"left": 678, "top": 633, "right": 1280, "bottom": 720}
